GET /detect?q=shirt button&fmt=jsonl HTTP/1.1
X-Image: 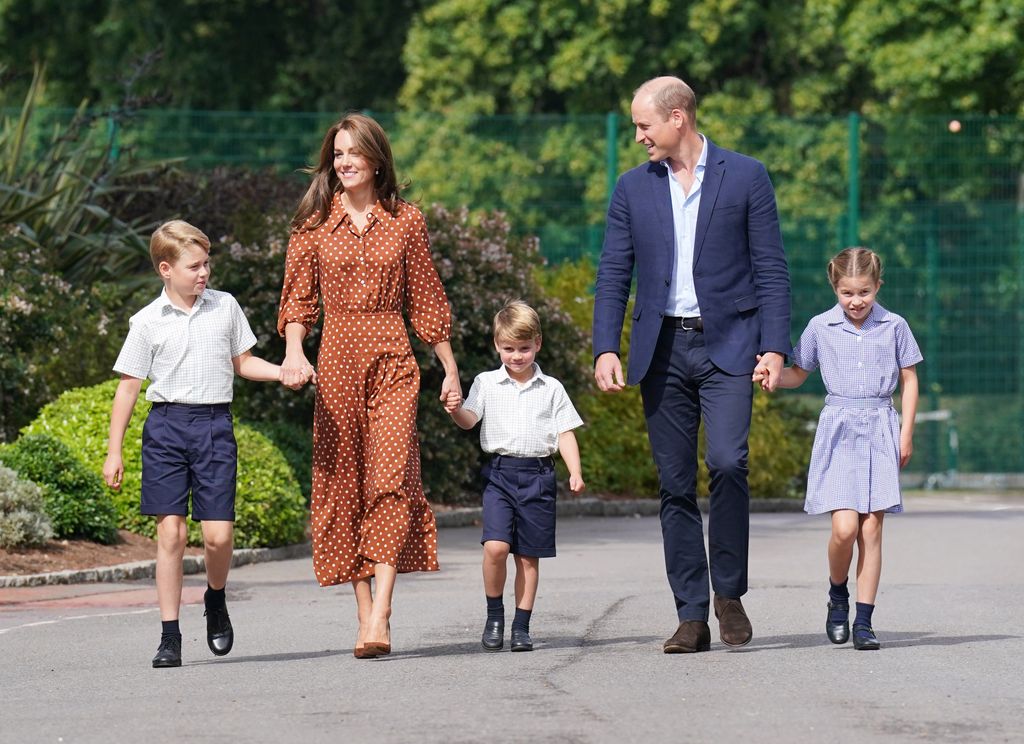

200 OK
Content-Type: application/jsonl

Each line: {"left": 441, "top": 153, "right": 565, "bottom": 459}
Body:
{"left": 857, "top": 362, "right": 863, "bottom": 368}
{"left": 857, "top": 337, "right": 862, "bottom": 342}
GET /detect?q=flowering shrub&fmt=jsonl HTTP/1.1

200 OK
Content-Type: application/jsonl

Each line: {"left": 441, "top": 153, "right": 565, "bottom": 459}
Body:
{"left": 0, "top": 464, "right": 53, "bottom": 549}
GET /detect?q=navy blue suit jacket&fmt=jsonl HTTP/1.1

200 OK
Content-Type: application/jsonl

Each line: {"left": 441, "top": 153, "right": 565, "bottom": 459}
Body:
{"left": 593, "top": 139, "right": 792, "bottom": 384}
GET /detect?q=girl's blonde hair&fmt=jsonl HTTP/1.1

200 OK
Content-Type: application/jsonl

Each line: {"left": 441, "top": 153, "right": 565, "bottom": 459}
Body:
{"left": 493, "top": 299, "right": 541, "bottom": 342}
{"left": 827, "top": 247, "right": 883, "bottom": 288}
{"left": 150, "top": 220, "right": 210, "bottom": 272}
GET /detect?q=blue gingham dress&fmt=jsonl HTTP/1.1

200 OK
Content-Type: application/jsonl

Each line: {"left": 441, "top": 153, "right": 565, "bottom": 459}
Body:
{"left": 792, "top": 303, "right": 923, "bottom": 515}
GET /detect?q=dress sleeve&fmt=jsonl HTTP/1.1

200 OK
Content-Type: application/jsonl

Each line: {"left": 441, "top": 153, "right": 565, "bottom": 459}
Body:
{"left": 790, "top": 321, "right": 819, "bottom": 372}
{"left": 403, "top": 207, "right": 452, "bottom": 346}
{"left": 277, "top": 224, "right": 321, "bottom": 337}
{"left": 895, "top": 317, "right": 924, "bottom": 368}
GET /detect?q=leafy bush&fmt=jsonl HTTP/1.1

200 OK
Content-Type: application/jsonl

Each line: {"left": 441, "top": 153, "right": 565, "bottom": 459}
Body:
{"left": 21, "top": 380, "right": 308, "bottom": 548}
{"left": 0, "top": 66, "right": 159, "bottom": 441}
{"left": 538, "top": 258, "right": 814, "bottom": 498}
{"left": 0, "top": 434, "right": 119, "bottom": 543}
{"left": 0, "top": 464, "right": 53, "bottom": 549}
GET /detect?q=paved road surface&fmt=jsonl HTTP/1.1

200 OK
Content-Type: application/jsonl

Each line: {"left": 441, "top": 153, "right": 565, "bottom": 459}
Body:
{"left": 1, "top": 493, "right": 1022, "bottom": 743}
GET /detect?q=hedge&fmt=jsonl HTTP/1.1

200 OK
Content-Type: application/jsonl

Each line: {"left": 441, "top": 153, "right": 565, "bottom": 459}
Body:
{"left": 21, "top": 380, "right": 308, "bottom": 548}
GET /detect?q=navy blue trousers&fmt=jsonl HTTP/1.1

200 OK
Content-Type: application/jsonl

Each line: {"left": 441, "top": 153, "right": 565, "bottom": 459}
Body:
{"left": 640, "top": 324, "right": 753, "bottom": 622}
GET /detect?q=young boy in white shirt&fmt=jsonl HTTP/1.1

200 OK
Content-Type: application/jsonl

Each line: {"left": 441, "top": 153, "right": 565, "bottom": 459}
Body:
{"left": 103, "top": 220, "right": 286, "bottom": 668}
{"left": 447, "top": 300, "right": 584, "bottom": 652}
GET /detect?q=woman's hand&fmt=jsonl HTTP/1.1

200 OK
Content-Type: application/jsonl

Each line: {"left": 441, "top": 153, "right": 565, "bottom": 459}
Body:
{"left": 440, "top": 371, "right": 462, "bottom": 412}
{"left": 281, "top": 350, "right": 314, "bottom": 390}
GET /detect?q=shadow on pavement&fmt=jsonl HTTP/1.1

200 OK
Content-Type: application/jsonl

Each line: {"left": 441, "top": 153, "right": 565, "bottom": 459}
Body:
{"left": 738, "top": 630, "right": 1021, "bottom": 651}
{"left": 190, "top": 649, "right": 349, "bottom": 665}
{"left": 385, "top": 634, "right": 663, "bottom": 659}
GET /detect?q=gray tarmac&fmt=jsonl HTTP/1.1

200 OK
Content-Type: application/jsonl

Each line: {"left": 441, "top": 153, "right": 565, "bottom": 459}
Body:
{"left": 1, "top": 492, "right": 1022, "bottom": 744}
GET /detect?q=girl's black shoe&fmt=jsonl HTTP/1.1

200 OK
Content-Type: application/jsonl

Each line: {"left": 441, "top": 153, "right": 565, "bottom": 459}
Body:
{"left": 826, "top": 601, "right": 850, "bottom": 644}
{"left": 852, "top": 624, "right": 881, "bottom": 650}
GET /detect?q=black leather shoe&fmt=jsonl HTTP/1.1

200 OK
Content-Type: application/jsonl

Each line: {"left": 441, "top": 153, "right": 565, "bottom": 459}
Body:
{"left": 826, "top": 601, "right": 850, "bottom": 644}
{"left": 205, "top": 605, "right": 234, "bottom": 656}
{"left": 663, "top": 620, "right": 711, "bottom": 653}
{"left": 852, "top": 625, "right": 881, "bottom": 650}
{"left": 481, "top": 618, "right": 504, "bottom": 651}
{"left": 510, "top": 627, "right": 533, "bottom": 652}
{"left": 152, "top": 635, "right": 182, "bottom": 668}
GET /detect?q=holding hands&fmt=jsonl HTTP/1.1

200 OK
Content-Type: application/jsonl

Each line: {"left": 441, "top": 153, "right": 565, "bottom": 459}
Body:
{"left": 280, "top": 351, "right": 317, "bottom": 390}
{"left": 440, "top": 372, "right": 463, "bottom": 414}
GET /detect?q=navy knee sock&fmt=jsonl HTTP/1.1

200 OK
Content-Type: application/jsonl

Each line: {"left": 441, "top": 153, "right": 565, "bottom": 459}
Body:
{"left": 854, "top": 602, "right": 875, "bottom": 629}
{"left": 512, "top": 607, "right": 532, "bottom": 633}
{"left": 161, "top": 619, "right": 181, "bottom": 639}
{"left": 486, "top": 595, "right": 504, "bottom": 622}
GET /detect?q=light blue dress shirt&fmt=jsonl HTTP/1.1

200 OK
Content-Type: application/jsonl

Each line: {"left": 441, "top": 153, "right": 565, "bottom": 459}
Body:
{"left": 663, "top": 134, "right": 708, "bottom": 318}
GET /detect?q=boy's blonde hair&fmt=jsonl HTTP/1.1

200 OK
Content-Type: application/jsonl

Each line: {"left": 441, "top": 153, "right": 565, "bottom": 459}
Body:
{"left": 827, "top": 246, "right": 883, "bottom": 288}
{"left": 150, "top": 220, "right": 211, "bottom": 273}
{"left": 493, "top": 300, "right": 541, "bottom": 342}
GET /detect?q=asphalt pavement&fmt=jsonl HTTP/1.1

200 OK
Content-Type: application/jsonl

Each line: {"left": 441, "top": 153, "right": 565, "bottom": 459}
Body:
{"left": 1, "top": 492, "right": 1022, "bottom": 744}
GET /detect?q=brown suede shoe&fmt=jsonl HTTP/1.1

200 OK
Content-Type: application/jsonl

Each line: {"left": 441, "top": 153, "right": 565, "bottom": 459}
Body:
{"left": 663, "top": 620, "right": 711, "bottom": 653}
{"left": 714, "top": 595, "right": 753, "bottom": 647}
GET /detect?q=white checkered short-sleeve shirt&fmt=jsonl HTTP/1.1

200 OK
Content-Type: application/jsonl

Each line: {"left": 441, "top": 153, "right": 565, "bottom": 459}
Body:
{"left": 113, "top": 287, "right": 257, "bottom": 403}
{"left": 462, "top": 363, "right": 584, "bottom": 457}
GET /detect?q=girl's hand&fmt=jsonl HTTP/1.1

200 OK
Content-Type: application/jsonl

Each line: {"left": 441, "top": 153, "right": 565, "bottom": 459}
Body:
{"left": 900, "top": 431, "right": 914, "bottom": 468}
{"left": 569, "top": 474, "right": 585, "bottom": 494}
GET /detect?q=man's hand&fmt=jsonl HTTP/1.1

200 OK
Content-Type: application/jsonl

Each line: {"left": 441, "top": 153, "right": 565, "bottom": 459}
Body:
{"left": 594, "top": 352, "right": 625, "bottom": 392}
{"left": 752, "top": 351, "right": 784, "bottom": 392}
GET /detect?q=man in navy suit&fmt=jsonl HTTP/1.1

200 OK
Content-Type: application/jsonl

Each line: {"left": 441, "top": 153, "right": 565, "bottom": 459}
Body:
{"left": 593, "top": 76, "right": 791, "bottom": 653}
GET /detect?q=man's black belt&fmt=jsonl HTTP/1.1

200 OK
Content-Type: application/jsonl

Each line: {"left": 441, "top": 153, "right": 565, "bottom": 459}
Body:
{"left": 665, "top": 316, "right": 703, "bottom": 332}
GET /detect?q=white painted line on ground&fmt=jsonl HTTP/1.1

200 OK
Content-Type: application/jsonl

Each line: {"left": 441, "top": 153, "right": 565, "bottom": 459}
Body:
{"left": 0, "top": 607, "right": 156, "bottom": 635}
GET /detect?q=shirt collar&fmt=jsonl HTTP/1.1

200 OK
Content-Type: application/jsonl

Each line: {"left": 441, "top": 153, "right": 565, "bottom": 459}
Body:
{"left": 660, "top": 134, "right": 708, "bottom": 178}
{"left": 497, "top": 362, "right": 546, "bottom": 388}
{"left": 159, "top": 287, "right": 206, "bottom": 315}
{"left": 327, "top": 191, "right": 390, "bottom": 233}
{"left": 824, "top": 302, "right": 891, "bottom": 327}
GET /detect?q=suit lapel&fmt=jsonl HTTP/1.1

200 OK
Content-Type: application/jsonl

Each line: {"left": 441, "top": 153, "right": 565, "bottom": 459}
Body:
{"left": 693, "top": 141, "right": 724, "bottom": 266}
{"left": 643, "top": 162, "right": 674, "bottom": 258}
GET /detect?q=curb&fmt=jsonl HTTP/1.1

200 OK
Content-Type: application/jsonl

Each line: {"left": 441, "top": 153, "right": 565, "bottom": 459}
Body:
{"left": 0, "top": 498, "right": 802, "bottom": 588}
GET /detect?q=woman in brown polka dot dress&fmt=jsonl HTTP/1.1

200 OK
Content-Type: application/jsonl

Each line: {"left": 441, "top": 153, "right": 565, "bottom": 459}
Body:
{"left": 277, "top": 113, "right": 461, "bottom": 658}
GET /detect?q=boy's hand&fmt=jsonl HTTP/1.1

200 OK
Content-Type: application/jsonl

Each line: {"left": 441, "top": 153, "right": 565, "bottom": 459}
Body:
{"left": 568, "top": 473, "right": 585, "bottom": 494}
{"left": 441, "top": 390, "right": 461, "bottom": 414}
{"left": 103, "top": 454, "right": 124, "bottom": 489}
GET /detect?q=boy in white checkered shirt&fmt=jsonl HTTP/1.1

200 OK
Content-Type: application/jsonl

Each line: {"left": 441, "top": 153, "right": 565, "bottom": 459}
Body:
{"left": 447, "top": 300, "right": 584, "bottom": 652}
{"left": 102, "top": 220, "right": 291, "bottom": 669}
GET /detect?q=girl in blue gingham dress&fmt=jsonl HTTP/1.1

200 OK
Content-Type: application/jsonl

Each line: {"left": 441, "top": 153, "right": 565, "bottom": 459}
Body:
{"left": 754, "top": 248, "right": 922, "bottom": 650}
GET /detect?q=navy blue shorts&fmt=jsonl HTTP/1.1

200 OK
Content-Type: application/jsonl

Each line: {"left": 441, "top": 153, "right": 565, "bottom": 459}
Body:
{"left": 141, "top": 403, "right": 237, "bottom": 521}
{"left": 481, "top": 455, "right": 557, "bottom": 558}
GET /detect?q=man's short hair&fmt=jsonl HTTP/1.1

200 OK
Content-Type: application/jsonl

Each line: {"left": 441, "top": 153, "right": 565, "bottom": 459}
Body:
{"left": 493, "top": 299, "right": 542, "bottom": 342}
{"left": 150, "top": 220, "right": 211, "bottom": 273}
{"left": 634, "top": 76, "right": 697, "bottom": 125}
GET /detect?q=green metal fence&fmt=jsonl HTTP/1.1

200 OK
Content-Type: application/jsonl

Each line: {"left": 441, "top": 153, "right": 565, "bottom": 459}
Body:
{"left": 10, "top": 108, "right": 1024, "bottom": 476}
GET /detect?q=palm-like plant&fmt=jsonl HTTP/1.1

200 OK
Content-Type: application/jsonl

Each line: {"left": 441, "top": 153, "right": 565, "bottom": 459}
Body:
{"left": 1, "top": 64, "right": 157, "bottom": 284}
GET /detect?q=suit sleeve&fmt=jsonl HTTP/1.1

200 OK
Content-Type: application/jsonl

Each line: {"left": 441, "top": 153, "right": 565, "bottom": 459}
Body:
{"left": 747, "top": 163, "right": 792, "bottom": 357}
{"left": 592, "top": 176, "right": 635, "bottom": 360}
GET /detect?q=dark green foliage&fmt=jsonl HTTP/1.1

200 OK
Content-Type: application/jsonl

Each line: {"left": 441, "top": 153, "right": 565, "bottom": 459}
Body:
{"left": 22, "top": 380, "right": 308, "bottom": 548}
{"left": 0, "top": 434, "right": 119, "bottom": 544}
{"left": 0, "top": 464, "right": 52, "bottom": 549}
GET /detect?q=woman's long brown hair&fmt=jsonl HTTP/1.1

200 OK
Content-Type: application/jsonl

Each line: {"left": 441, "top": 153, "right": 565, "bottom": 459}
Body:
{"left": 291, "top": 112, "right": 404, "bottom": 231}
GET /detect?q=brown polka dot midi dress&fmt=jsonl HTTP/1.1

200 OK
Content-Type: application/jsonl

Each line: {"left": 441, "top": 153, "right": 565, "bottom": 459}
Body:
{"left": 277, "top": 194, "right": 450, "bottom": 587}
